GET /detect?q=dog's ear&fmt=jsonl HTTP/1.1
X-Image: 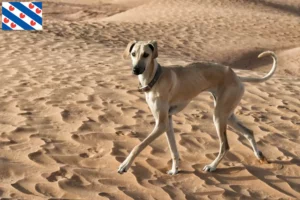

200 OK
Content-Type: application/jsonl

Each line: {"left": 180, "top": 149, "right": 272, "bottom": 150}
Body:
{"left": 123, "top": 40, "right": 136, "bottom": 59}
{"left": 148, "top": 40, "right": 158, "bottom": 59}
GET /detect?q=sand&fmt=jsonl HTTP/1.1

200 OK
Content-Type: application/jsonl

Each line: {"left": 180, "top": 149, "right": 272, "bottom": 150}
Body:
{"left": 0, "top": 0, "right": 300, "bottom": 199}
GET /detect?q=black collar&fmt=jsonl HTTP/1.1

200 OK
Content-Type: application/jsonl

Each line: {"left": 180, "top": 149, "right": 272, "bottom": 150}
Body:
{"left": 138, "top": 64, "right": 162, "bottom": 92}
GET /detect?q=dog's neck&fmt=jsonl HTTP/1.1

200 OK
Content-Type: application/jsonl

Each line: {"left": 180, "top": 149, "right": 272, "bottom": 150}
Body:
{"left": 138, "top": 59, "right": 158, "bottom": 87}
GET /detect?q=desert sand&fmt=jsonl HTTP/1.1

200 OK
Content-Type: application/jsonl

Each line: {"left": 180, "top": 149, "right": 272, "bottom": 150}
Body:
{"left": 0, "top": 0, "right": 300, "bottom": 199}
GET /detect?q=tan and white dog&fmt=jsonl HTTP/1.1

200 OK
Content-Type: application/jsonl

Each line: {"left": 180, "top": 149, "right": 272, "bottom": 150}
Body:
{"left": 118, "top": 40, "right": 277, "bottom": 175}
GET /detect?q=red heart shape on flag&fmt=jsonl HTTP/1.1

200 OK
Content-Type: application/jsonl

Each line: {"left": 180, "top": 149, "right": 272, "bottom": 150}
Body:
{"left": 36, "top": 8, "right": 41, "bottom": 14}
{"left": 4, "top": 18, "right": 9, "bottom": 23}
{"left": 11, "top": 23, "right": 16, "bottom": 28}
{"left": 9, "top": 6, "right": 15, "bottom": 11}
{"left": 30, "top": 20, "right": 36, "bottom": 26}
{"left": 20, "top": 13, "right": 25, "bottom": 18}
{"left": 29, "top": 3, "right": 34, "bottom": 9}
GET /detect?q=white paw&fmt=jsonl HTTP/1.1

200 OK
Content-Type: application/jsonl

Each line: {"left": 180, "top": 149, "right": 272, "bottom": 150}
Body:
{"left": 118, "top": 161, "right": 130, "bottom": 174}
{"left": 167, "top": 168, "right": 178, "bottom": 175}
{"left": 203, "top": 164, "right": 216, "bottom": 172}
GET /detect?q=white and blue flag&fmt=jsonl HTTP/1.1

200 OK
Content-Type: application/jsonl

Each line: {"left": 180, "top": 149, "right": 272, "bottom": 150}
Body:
{"left": 2, "top": 2, "right": 42, "bottom": 31}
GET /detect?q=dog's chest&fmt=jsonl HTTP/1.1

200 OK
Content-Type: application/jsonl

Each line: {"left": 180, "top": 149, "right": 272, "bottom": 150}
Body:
{"left": 145, "top": 93, "right": 156, "bottom": 107}
{"left": 145, "top": 93, "right": 160, "bottom": 116}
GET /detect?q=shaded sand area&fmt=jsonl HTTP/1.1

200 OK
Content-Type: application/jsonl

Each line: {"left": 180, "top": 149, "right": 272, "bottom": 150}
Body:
{"left": 0, "top": 0, "right": 299, "bottom": 199}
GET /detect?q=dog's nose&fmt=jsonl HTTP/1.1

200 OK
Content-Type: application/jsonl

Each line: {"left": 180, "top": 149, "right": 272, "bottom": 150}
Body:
{"left": 133, "top": 67, "right": 140, "bottom": 75}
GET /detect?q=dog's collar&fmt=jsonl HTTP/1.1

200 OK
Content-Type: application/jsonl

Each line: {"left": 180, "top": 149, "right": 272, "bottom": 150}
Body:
{"left": 138, "top": 64, "right": 162, "bottom": 93}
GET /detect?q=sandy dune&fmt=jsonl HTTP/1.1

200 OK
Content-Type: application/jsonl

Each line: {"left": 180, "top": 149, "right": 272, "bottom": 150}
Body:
{"left": 0, "top": 0, "right": 300, "bottom": 199}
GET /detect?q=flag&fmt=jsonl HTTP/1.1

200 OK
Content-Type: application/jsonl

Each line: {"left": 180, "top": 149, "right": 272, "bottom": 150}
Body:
{"left": 2, "top": 2, "right": 42, "bottom": 31}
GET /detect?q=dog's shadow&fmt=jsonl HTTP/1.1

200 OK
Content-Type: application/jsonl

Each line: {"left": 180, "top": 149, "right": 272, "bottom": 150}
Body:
{"left": 179, "top": 166, "right": 244, "bottom": 175}
{"left": 179, "top": 159, "right": 300, "bottom": 198}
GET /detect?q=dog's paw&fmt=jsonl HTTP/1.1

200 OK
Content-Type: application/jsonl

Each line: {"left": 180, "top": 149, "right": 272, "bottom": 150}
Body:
{"left": 203, "top": 164, "right": 216, "bottom": 172}
{"left": 167, "top": 169, "right": 178, "bottom": 175}
{"left": 257, "top": 151, "right": 270, "bottom": 164}
{"left": 118, "top": 161, "right": 130, "bottom": 174}
{"left": 118, "top": 167, "right": 127, "bottom": 174}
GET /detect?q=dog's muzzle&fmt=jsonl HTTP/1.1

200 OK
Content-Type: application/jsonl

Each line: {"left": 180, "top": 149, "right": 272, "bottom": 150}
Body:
{"left": 132, "top": 67, "right": 145, "bottom": 75}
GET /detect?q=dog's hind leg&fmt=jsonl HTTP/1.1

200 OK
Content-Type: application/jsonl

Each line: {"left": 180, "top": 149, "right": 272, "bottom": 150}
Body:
{"left": 203, "top": 89, "right": 238, "bottom": 172}
{"left": 203, "top": 110, "right": 229, "bottom": 172}
{"left": 165, "top": 115, "right": 179, "bottom": 175}
{"left": 228, "top": 114, "right": 268, "bottom": 163}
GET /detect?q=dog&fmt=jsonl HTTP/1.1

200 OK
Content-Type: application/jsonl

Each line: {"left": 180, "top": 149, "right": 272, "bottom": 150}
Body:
{"left": 118, "top": 40, "right": 277, "bottom": 175}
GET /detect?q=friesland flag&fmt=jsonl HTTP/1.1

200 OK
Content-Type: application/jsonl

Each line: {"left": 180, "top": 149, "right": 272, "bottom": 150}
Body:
{"left": 2, "top": 2, "right": 42, "bottom": 31}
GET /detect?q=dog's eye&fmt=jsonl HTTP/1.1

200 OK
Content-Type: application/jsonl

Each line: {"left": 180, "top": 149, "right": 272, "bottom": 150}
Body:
{"left": 131, "top": 52, "right": 136, "bottom": 57}
{"left": 143, "top": 53, "right": 149, "bottom": 58}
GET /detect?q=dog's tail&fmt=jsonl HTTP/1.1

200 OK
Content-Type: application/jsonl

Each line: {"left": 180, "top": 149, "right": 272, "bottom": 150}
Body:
{"left": 239, "top": 51, "right": 277, "bottom": 83}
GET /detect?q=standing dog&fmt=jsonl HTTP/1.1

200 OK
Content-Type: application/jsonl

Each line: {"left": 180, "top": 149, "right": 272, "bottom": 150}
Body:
{"left": 118, "top": 40, "right": 277, "bottom": 175}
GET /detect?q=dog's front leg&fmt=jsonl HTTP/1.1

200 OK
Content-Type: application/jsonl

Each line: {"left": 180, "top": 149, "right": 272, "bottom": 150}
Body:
{"left": 166, "top": 115, "right": 179, "bottom": 175}
{"left": 118, "top": 105, "right": 169, "bottom": 174}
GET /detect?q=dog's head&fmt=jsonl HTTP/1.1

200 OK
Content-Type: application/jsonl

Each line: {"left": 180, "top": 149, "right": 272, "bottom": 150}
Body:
{"left": 123, "top": 40, "right": 158, "bottom": 75}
